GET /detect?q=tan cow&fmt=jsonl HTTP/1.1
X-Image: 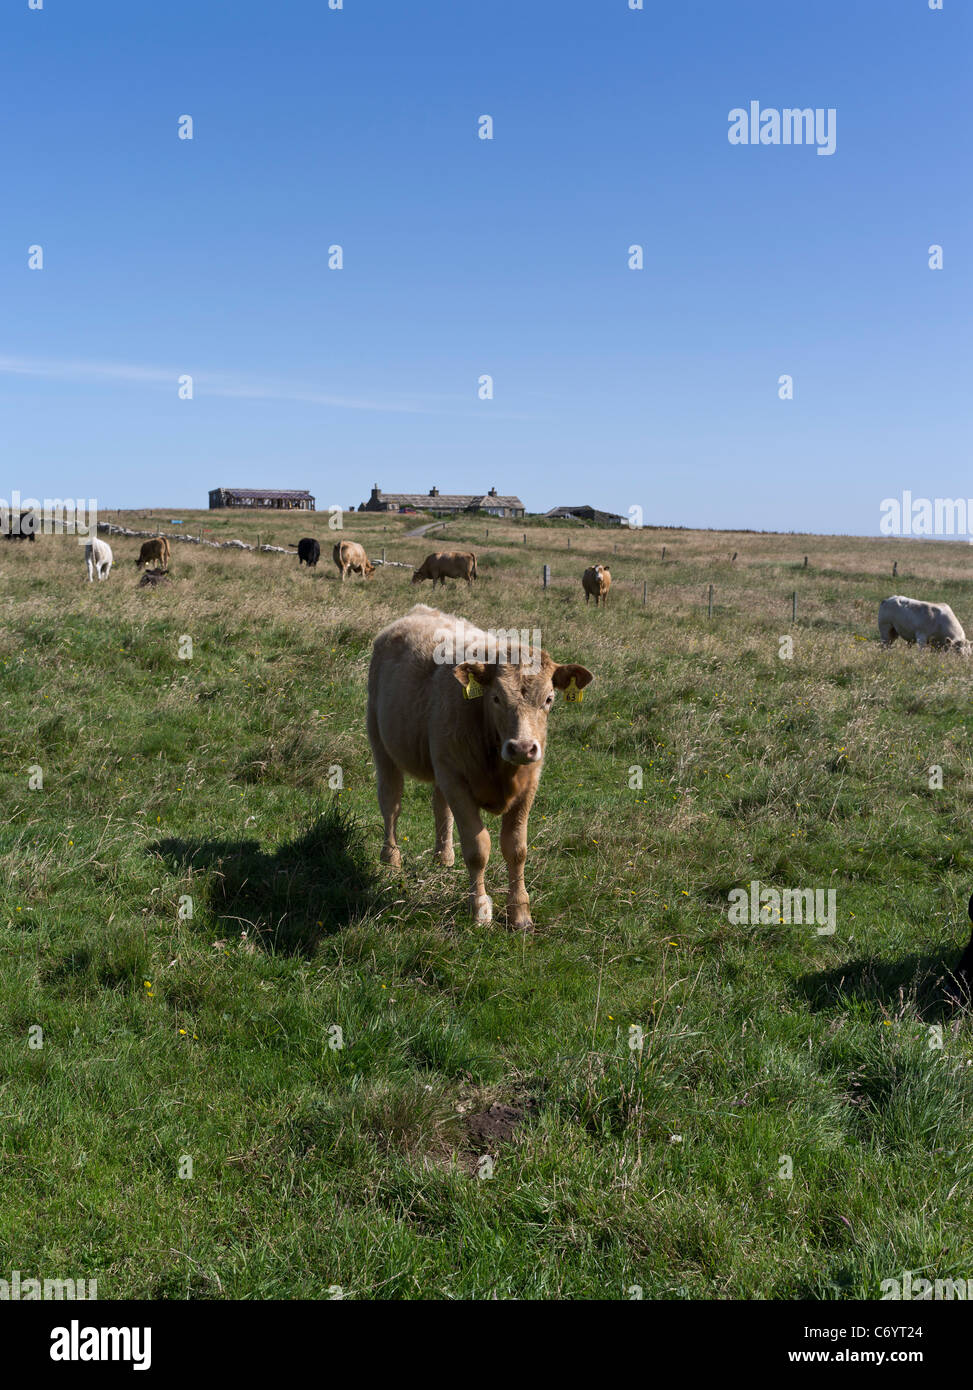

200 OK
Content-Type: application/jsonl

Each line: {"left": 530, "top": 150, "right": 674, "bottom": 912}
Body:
{"left": 582, "top": 564, "right": 611, "bottom": 605}
{"left": 366, "top": 604, "right": 593, "bottom": 929}
{"left": 412, "top": 551, "right": 477, "bottom": 588}
{"left": 135, "top": 537, "right": 170, "bottom": 570}
{"left": 333, "top": 540, "right": 376, "bottom": 580}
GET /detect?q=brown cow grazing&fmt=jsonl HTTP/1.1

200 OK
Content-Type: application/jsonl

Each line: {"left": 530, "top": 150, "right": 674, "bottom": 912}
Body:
{"left": 136, "top": 537, "right": 170, "bottom": 570}
{"left": 333, "top": 539, "right": 376, "bottom": 580}
{"left": 582, "top": 564, "right": 611, "bottom": 605}
{"left": 367, "top": 604, "right": 593, "bottom": 929}
{"left": 412, "top": 551, "right": 477, "bottom": 589}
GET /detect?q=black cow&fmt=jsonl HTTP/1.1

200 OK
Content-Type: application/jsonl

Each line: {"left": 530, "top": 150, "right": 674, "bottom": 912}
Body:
{"left": 139, "top": 568, "right": 171, "bottom": 588}
{"left": 298, "top": 537, "right": 321, "bottom": 567}
{"left": 3, "top": 512, "right": 36, "bottom": 541}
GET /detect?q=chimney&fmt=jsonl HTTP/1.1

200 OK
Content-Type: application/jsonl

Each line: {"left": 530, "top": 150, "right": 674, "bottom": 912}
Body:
{"left": 488, "top": 487, "right": 497, "bottom": 497}
{"left": 430, "top": 486, "right": 439, "bottom": 497}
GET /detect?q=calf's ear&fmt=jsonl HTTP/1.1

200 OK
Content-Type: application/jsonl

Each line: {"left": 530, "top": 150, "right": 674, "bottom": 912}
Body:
{"left": 552, "top": 664, "right": 593, "bottom": 691}
{"left": 454, "top": 662, "right": 494, "bottom": 689}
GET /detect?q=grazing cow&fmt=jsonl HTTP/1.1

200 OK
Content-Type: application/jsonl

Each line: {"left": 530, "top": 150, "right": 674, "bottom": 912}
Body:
{"left": 333, "top": 540, "right": 376, "bottom": 581}
{"left": 3, "top": 511, "right": 36, "bottom": 541}
{"left": 135, "top": 537, "right": 170, "bottom": 570}
{"left": 85, "top": 537, "right": 113, "bottom": 582}
{"left": 582, "top": 564, "right": 611, "bottom": 605}
{"left": 139, "top": 568, "right": 171, "bottom": 588}
{"left": 366, "top": 604, "right": 593, "bottom": 929}
{"left": 878, "top": 595, "right": 969, "bottom": 651}
{"left": 298, "top": 537, "right": 321, "bottom": 567}
{"left": 411, "top": 551, "right": 477, "bottom": 588}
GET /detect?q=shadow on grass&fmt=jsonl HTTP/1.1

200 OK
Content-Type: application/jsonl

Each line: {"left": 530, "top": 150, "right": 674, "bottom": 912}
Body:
{"left": 794, "top": 950, "right": 972, "bottom": 1022}
{"left": 152, "top": 799, "right": 379, "bottom": 956}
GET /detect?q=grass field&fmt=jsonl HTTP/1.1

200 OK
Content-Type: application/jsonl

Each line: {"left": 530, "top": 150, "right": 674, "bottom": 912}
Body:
{"left": 3, "top": 507, "right": 973, "bottom": 1300}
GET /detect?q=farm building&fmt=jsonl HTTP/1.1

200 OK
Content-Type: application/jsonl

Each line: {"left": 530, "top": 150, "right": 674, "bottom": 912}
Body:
{"left": 209, "top": 487, "right": 315, "bottom": 511}
{"left": 359, "top": 485, "right": 525, "bottom": 519}
{"left": 545, "top": 504, "right": 627, "bottom": 526}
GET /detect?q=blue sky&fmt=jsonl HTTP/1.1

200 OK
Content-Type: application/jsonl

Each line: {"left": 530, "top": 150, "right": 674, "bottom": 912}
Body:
{"left": 1, "top": 0, "right": 969, "bottom": 533}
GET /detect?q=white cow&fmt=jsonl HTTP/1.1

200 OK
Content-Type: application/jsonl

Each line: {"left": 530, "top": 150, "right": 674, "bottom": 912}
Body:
{"left": 878, "top": 594, "right": 968, "bottom": 650}
{"left": 85, "top": 537, "right": 113, "bottom": 582}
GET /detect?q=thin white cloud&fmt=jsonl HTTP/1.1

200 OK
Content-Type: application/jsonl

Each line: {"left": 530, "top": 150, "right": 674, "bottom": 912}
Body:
{"left": 0, "top": 354, "right": 444, "bottom": 415}
{"left": 0, "top": 356, "right": 172, "bottom": 385}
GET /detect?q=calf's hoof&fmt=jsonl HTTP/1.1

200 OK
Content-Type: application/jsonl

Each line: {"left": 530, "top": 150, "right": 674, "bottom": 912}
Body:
{"left": 508, "top": 907, "right": 534, "bottom": 932}
{"left": 381, "top": 846, "right": 402, "bottom": 869}
{"left": 436, "top": 847, "right": 455, "bottom": 867}
{"left": 471, "top": 894, "right": 493, "bottom": 924}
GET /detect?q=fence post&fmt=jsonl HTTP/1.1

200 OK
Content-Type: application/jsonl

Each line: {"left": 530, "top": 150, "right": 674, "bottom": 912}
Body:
{"left": 803, "top": 555, "right": 808, "bottom": 568}
{"left": 662, "top": 545, "right": 666, "bottom": 560}
{"left": 792, "top": 590, "right": 797, "bottom": 623}
{"left": 382, "top": 547, "right": 386, "bottom": 564}
{"left": 543, "top": 564, "right": 550, "bottom": 589}
{"left": 708, "top": 584, "right": 713, "bottom": 619}
{"left": 523, "top": 533, "right": 527, "bottom": 544}
{"left": 642, "top": 580, "right": 647, "bottom": 606}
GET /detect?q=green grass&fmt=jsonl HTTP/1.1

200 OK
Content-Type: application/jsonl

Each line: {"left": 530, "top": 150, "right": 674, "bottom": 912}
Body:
{"left": 2, "top": 509, "right": 973, "bottom": 1299}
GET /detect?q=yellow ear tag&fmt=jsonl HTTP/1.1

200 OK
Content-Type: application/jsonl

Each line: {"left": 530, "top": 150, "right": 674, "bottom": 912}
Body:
{"left": 563, "top": 677, "right": 583, "bottom": 703}
{"left": 464, "top": 674, "right": 484, "bottom": 700}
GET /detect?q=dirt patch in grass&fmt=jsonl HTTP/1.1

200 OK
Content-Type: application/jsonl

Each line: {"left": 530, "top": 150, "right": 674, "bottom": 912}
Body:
{"left": 465, "top": 1102, "right": 527, "bottom": 1148}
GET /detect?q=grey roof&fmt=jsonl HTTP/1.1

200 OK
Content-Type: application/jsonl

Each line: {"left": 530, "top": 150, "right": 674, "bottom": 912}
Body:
{"left": 377, "top": 492, "right": 523, "bottom": 508}
{"left": 467, "top": 494, "right": 523, "bottom": 508}
{"left": 546, "top": 504, "right": 625, "bottom": 519}
{"left": 213, "top": 487, "right": 314, "bottom": 499}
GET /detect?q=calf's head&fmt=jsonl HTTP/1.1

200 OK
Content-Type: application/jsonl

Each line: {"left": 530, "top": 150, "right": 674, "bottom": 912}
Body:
{"left": 364, "top": 559, "right": 377, "bottom": 578}
{"left": 454, "top": 653, "right": 593, "bottom": 765}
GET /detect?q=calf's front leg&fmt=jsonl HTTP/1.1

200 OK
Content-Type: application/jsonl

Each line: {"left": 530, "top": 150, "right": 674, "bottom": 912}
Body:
{"left": 439, "top": 779, "right": 492, "bottom": 922}
{"left": 500, "top": 794, "right": 535, "bottom": 930}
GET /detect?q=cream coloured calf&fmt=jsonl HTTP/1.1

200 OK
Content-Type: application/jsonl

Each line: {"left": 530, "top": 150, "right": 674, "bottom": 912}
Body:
{"left": 85, "top": 537, "right": 113, "bottom": 582}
